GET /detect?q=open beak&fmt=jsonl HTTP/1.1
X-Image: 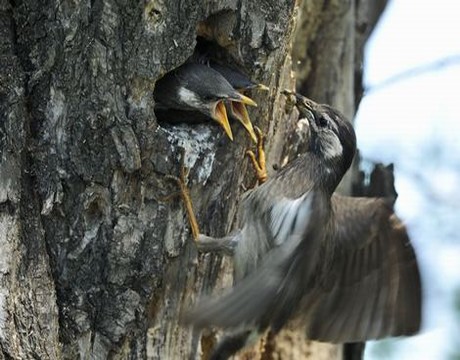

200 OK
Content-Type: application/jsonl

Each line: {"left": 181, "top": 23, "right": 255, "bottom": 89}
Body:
{"left": 230, "top": 102, "right": 258, "bottom": 144}
{"left": 212, "top": 101, "right": 234, "bottom": 141}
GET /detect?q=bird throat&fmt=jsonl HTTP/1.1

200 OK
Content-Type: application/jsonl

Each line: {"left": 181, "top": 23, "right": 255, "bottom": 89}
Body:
{"left": 302, "top": 153, "right": 345, "bottom": 194}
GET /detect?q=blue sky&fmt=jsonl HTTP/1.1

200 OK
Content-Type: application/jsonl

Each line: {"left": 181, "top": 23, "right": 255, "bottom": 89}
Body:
{"left": 356, "top": 1, "right": 460, "bottom": 359}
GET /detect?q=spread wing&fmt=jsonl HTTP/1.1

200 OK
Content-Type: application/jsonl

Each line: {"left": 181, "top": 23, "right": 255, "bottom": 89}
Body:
{"left": 303, "top": 195, "right": 422, "bottom": 343}
{"left": 184, "top": 191, "right": 328, "bottom": 331}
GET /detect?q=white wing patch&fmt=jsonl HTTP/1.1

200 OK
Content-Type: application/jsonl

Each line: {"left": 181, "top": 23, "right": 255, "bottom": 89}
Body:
{"left": 270, "top": 193, "right": 313, "bottom": 247}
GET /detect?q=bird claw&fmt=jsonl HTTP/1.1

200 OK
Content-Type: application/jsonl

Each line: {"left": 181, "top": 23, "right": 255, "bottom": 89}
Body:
{"left": 246, "top": 126, "right": 268, "bottom": 185}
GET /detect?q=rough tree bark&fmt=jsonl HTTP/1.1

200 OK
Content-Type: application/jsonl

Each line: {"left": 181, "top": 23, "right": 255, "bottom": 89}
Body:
{"left": 0, "top": 0, "right": 386, "bottom": 359}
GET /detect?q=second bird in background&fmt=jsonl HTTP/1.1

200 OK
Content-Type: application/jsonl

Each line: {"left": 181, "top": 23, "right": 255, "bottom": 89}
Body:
{"left": 209, "top": 60, "right": 269, "bottom": 144}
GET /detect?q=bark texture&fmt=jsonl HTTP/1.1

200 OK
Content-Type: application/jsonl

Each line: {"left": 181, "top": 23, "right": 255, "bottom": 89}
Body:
{"left": 0, "top": 0, "right": 386, "bottom": 359}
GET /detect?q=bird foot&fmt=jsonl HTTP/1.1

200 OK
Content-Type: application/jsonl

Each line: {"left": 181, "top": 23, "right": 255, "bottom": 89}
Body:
{"left": 164, "top": 149, "right": 200, "bottom": 241}
{"left": 246, "top": 127, "right": 268, "bottom": 185}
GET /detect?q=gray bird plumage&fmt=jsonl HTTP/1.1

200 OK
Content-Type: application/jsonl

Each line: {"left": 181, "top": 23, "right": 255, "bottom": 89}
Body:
{"left": 185, "top": 92, "right": 422, "bottom": 359}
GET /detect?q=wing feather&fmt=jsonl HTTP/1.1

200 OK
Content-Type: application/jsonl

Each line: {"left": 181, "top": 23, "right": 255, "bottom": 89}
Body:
{"left": 185, "top": 191, "right": 326, "bottom": 331}
{"left": 305, "top": 196, "right": 422, "bottom": 342}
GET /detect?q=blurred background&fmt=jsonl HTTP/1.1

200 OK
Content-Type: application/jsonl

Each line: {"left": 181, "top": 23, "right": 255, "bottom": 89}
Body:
{"left": 355, "top": 0, "right": 460, "bottom": 359}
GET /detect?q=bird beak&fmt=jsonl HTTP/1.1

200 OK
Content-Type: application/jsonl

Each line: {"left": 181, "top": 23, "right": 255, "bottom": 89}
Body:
{"left": 230, "top": 102, "right": 258, "bottom": 144}
{"left": 255, "top": 83, "right": 270, "bottom": 91}
{"left": 213, "top": 101, "right": 234, "bottom": 141}
{"left": 236, "top": 93, "right": 258, "bottom": 107}
{"left": 225, "top": 92, "right": 258, "bottom": 143}
{"left": 281, "top": 89, "right": 294, "bottom": 97}
{"left": 282, "top": 89, "right": 319, "bottom": 131}
{"left": 282, "top": 89, "right": 314, "bottom": 110}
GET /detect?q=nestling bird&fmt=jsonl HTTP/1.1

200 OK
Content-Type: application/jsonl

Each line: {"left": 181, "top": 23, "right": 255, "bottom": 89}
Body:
{"left": 209, "top": 61, "right": 269, "bottom": 93}
{"left": 190, "top": 44, "right": 268, "bottom": 143}
{"left": 178, "top": 91, "right": 422, "bottom": 359}
{"left": 154, "top": 63, "right": 257, "bottom": 141}
{"left": 209, "top": 61, "right": 269, "bottom": 144}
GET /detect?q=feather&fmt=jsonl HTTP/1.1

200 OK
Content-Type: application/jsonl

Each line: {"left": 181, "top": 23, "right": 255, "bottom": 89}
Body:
{"left": 185, "top": 191, "right": 326, "bottom": 331}
{"left": 304, "top": 197, "right": 422, "bottom": 342}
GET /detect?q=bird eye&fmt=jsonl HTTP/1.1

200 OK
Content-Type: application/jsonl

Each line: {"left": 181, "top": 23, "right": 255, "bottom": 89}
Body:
{"left": 317, "top": 116, "right": 328, "bottom": 128}
{"left": 203, "top": 95, "right": 217, "bottom": 101}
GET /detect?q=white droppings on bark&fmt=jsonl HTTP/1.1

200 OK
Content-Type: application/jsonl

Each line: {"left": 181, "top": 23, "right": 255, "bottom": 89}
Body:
{"left": 161, "top": 125, "right": 217, "bottom": 184}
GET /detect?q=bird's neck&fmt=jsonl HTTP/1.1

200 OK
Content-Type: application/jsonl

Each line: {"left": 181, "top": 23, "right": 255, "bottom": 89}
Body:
{"left": 298, "top": 153, "right": 345, "bottom": 195}
{"left": 266, "top": 153, "right": 347, "bottom": 199}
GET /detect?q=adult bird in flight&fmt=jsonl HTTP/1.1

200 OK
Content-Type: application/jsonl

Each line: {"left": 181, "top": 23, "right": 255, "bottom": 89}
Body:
{"left": 171, "top": 91, "right": 422, "bottom": 360}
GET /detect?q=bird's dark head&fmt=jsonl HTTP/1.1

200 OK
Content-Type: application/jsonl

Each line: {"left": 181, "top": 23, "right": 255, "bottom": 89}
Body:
{"left": 285, "top": 91, "right": 356, "bottom": 176}
{"left": 175, "top": 63, "right": 257, "bottom": 140}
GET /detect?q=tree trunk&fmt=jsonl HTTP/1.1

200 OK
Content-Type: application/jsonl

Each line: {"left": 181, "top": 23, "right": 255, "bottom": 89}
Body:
{"left": 0, "top": 0, "right": 385, "bottom": 359}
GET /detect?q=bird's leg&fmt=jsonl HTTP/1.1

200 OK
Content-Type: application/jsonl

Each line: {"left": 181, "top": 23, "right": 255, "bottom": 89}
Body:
{"left": 166, "top": 149, "right": 239, "bottom": 255}
{"left": 165, "top": 149, "right": 200, "bottom": 241}
{"left": 246, "top": 126, "right": 268, "bottom": 185}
